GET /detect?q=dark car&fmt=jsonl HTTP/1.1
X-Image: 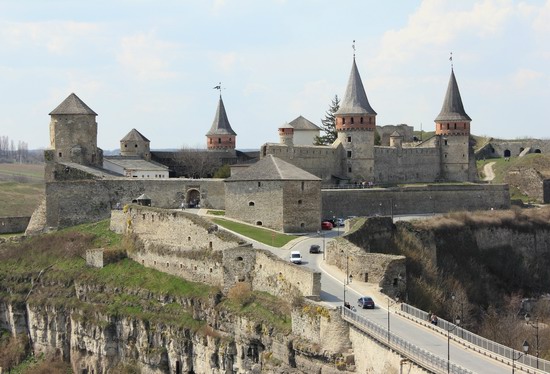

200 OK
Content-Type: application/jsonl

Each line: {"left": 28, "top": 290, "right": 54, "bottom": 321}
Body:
{"left": 358, "top": 296, "right": 375, "bottom": 309}
{"left": 309, "top": 244, "right": 321, "bottom": 253}
{"left": 321, "top": 221, "right": 333, "bottom": 230}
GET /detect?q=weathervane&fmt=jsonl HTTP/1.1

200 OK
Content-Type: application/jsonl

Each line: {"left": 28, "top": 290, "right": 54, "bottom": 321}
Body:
{"left": 213, "top": 82, "right": 222, "bottom": 96}
{"left": 352, "top": 40, "right": 356, "bottom": 58}
{"left": 449, "top": 52, "right": 453, "bottom": 69}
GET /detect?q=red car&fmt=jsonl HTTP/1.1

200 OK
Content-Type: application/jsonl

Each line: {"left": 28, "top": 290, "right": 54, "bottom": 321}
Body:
{"left": 321, "top": 221, "right": 333, "bottom": 230}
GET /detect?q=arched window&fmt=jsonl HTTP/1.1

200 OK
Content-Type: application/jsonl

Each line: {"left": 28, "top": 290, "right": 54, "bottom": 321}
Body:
{"left": 249, "top": 201, "right": 255, "bottom": 206}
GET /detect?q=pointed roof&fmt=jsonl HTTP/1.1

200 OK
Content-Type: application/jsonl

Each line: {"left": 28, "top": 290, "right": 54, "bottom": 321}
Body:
{"left": 121, "top": 128, "right": 150, "bottom": 143}
{"left": 288, "top": 115, "right": 320, "bottom": 131}
{"left": 335, "top": 58, "right": 376, "bottom": 116}
{"left": 49, "top": 93, "right": 97, "bottom": 115}
{"left": 206, "top": 96, "right": 237, "bottom": 136}
{"left": 435, "top": 69, "right": 471, "bottom": 122}
{"left": 225, "top": 155, "right": 320, "bottom": 182}
{"left": 390, "top": 131, "right": 403, "bottom": 137}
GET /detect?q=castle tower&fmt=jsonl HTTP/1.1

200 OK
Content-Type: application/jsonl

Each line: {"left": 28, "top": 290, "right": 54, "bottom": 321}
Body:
{"left": 48, "top": 93, "right": 101, "bottom": 166}
{"left": 434, "top": 68, "right": 473, "bottom": 181}
{"left": 389, "top": 131, "right": 403, "bottom": 148}
{"left": 206, "top": 96, "right": 237, "bottom": 150}
{"left": 335, "top": 57, "right": 377, "bottom": 182}
{"left": 278, "top": 123, "right": 294, "bottom": 146}
{"left": 120, "top": 128, "right": 151, "bottom": 161}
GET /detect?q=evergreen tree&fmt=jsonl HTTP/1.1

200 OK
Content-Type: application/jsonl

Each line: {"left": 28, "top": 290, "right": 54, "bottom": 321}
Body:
{"left": 315, "top": 95, "right": 340, "bottom": 145}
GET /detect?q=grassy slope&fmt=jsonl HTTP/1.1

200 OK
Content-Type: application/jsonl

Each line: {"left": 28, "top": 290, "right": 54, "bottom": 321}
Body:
{"left": 0, "top": 163, "right": 44, "bottom": 217}
{"left": 211, "top": 218, "right": 298, "bottom": 247}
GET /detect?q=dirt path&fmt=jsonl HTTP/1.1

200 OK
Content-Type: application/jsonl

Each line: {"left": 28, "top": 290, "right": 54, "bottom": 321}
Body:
{"left": 483, "top": 161, "right": 496, "bottom": 181}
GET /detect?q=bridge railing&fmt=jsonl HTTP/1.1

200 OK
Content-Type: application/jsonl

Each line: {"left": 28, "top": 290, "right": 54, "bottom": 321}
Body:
{"left": 341, "top": 307, "right": 473, "bottom": 374}
{"left": 401, "top": 303, "right": 550, "bottom": 373}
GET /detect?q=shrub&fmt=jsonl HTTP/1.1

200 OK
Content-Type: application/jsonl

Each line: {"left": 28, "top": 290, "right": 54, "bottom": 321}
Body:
{"left": 227, "top": 282, "right": 254, "bottom": 307}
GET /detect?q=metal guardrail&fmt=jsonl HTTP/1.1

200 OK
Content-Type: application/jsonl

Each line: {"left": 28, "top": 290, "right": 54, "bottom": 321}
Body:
{"left": 341, "top": 307, "right": 474, "bottom": 374}
{"left": 401, "top": 303, "right": 550, "bottom": 373}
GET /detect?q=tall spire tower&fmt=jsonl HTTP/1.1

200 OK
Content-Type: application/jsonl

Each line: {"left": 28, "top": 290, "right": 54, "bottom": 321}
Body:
{"left": 435, "top": 61, "right": 474, "bottom": 182}
{"left": 206, "top": 88, "right": 237, "bottom": 150}
{"left": 335, "top": 41, "right": 377, "bottom": 182}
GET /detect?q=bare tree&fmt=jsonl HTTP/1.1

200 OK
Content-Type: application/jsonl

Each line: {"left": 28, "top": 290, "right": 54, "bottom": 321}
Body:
{"left": 176, "top": 146, "right": 221, "bottom": 178}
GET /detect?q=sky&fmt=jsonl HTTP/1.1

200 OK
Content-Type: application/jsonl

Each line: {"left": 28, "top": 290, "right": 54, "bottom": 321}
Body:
{"left": 0, "top": 0, "right": 549, "bottom": 151}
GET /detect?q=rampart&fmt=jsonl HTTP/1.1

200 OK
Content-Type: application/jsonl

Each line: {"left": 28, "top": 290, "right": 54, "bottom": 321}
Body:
{"left": 110, "top": 206, "right": 321, "bottom": 299}
{"left": 373, "top": 146, "right": 440, "bottom": 183}
{"left": 0, "top": 216, "right": 30, "bottom": 234}
{"left": 46, "top": 178, "right": 226, "bottom": 229}
{"left": 322, "top": 183, "right": 510, "bottom": 217}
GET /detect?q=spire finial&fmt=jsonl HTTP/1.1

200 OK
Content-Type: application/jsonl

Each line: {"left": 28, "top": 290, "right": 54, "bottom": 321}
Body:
{"left": 213, "top": 82, "right": 222, "bottom": 97}
{"left": 352, "top": 40, "right": 356, "bottom": 59}
{"left": 449, "top": 52, "right": 453, "bottom": 70}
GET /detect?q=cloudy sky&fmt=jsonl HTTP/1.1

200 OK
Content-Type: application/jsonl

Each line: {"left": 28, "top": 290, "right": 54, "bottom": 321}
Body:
{"left": 0, "top": 0, "right": 549, "bottom": 151}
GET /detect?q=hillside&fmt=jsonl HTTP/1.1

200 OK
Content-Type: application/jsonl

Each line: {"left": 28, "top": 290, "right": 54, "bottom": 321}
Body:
{"left": 0, "top": 163, "right": 44, "bottom": 217}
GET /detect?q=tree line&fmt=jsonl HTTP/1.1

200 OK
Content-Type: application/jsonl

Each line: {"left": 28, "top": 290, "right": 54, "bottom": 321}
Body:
{"left": 0, "top": 135, "right": 43, "bottom": 163}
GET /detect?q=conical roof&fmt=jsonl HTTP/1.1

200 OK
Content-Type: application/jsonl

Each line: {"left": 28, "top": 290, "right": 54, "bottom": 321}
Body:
{"left": 435, "top": 69, "right": 471, "bottom": 122}
{"left": 49, "top": 93, "right": 97, "bottom": 115}
{"left": 288, "top": 115, "right": 320, "bottom": 130}
{"left": 225, "top": 155, "right": 320, "bottom": 181}
{"left": 335, "top": 58, "right": 376, "bottom": 116}
{"left": 206, "top": 96, "right": 237, "bottom": 136}
{"left": 121, "top": 128, "right": 150, "bottom": 142}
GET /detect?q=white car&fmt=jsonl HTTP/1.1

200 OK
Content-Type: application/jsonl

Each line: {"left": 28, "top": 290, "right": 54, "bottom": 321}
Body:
{"left": 290, "top": 251, "right": 303, "bottom": 264}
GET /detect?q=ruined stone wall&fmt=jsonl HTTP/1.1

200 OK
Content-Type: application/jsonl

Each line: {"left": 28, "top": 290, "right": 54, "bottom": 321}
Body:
{"left": 505, "top": 167, "right": 545, "bottom": 203}
{"left": 86, "top": 248, "right": 104, "bottom": 268}
{"left": 0, "top": 216, "right": 30, "bottom": 234}
{"left": 377, "top": 124, "right": 415, "bottom": 145}
{"left": 45, "top": 178, "right": 226, "bottom": 229}
{"left": 253, "top": 249, "right": 321, "bottom": 300}
{"left": 291, "top": 301, "right": 351, "bottom": 354}
{"left": 481, "top": 139, "right": 550, "bottom": 158}
{"left": 321, "top": 184, "right": 510, "bottom": 218}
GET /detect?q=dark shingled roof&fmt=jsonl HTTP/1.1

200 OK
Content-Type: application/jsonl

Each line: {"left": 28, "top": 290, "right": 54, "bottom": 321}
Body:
{"left": 225, "top": 155, "right": 321, "bottom": 182}
{"left": 288, "top": 116, "right": 320, "bottom": 131}
{"left": 335, "top": 58, "right": 377, "bottom": 116}
{"left": 49, "top": 93, "right": 97, "bottom": 116}
{"left": 206, "top": 96, "right": 237, "bottom": 136}
{"left": 121, "top": 128, "right": 150, "bottom": 142}
{"left": 435, "top": 69, "right": 471, "bottom": 122}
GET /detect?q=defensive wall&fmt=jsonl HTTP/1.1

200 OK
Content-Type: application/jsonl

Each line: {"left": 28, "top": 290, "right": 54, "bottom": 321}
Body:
{"left": 46, "top": 177, "right": 225, "bottom": 229}
{"left": 373, "top": 145, "right": 440, "bottom": 183}
{"left": 476, "top": 138, "right": 550, "bottom": 159}
{"left": 0, "top": 216, "right": 31, "bottom": 234}
{"left": 321, "top": 183, "right": 510, "bottom": 218}
{"left": 110, "top": 207, "right": 321, "bottom": 299}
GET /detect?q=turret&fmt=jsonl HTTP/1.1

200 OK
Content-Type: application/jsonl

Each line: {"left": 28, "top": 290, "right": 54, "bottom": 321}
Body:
{"left": 206, "top": 96, "right": 237, "bottom": 150}
{"left": 434, "top": 69, "right": 471, "bottom": 136}
{"left": 120, "top": 128, "right": 151, "bottom": 161}
{"left": 278, "top": 123, "right": 294, "bottom": 146}
{"left": 335, "top": 56, "right": 377, "bottom": 181}
{"left": 389, "top": 131, "right": 403, "bottom": 148}
{"left": 48, "top": 93, "right": 102, "bottom": 166}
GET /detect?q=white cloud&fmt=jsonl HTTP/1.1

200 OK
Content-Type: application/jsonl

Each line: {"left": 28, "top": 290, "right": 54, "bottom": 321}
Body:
{"left": 512, "top": 68, "right": 544, "bottom": 88}
{"left": 0, "top": 21, "right": 99, "bottom": 54}
{"left": 217, "top": 52, "right": 238, "bottom": 72}
{"left": 116, "top": 32, "right": 180, "bottom": 80}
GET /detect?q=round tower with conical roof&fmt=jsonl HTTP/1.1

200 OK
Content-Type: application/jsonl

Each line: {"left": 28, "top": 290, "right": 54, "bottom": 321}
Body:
{"left": 278, "top": 122, "right": 294, "bottom": 146}
{"left": 48, "top": 93, "right": 102, "bottom": 167}
{"left": 335, "top": 57, "right": 377, "bottom": 182}
{"left": 206, "top": 96, "right": 237, "bottom": 150}
{"left": 434, "top": 68, "right": 473, "bottom": 181}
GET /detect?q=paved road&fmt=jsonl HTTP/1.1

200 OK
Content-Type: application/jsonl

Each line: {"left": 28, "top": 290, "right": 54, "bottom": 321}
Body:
{"left": 195, "top": 212, "right": 528, "bottom": 373}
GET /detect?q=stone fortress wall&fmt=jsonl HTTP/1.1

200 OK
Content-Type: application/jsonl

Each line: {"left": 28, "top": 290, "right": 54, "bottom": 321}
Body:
{"left": 110, "top": 207, "right": 321, "bottom": 299}
{"left": 46, "top": 177, "right": 226, "bottom": 229}
{"left": 322, "top": 183, "right": 510, "bottom": 218}
{"left": 476, "top": 138, "right": 550, "bottom": 159}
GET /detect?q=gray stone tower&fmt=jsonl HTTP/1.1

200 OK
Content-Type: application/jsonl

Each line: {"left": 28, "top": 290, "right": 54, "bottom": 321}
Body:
{"left": 434, "top": 69, "right": 473, "bottom": 181}
{"left": 335, "top": 57, "right": 377, "bottom": 182}
{"left": 48, "top": 93, "right": 102, "bottom": 167}
{"left": 120, "top": 128, "right": 151, "bottom": 161}
{"left": 206, "top": 96, "right": 237, "bottom": 150}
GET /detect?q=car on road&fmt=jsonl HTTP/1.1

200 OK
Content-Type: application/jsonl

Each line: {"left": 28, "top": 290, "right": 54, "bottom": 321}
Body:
{"left": 290, "top": 251, "right": 303, "bottom": 264}
{"left": 334, "top": 218, "right": 345, "bottom": 227}
{"left": 321, "top": 221, "right": 333, "bottom": 230}
{"left": 309, "top": 244, "right": 321, "bottom": 254}
{"left": 358, "top": 296, "right": 375, "bottom": 309}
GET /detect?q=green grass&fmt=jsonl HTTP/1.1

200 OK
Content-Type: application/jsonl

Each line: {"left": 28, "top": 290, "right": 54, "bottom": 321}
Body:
{"left": 0, "top": 163, "right": 44, "bottom": 181}
{"left": 207, "top": 210, "right": 225, "bottom": 216}
{"left": 211, "top": 218, "right": 297, "bottom": 247}
{"left": 0, "top": 163, "right": 44, "bottom": 216}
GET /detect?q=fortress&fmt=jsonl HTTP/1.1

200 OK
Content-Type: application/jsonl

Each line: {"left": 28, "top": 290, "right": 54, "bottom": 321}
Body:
{"left": 30, "top": 54, "right": 511, "bottom": 233}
